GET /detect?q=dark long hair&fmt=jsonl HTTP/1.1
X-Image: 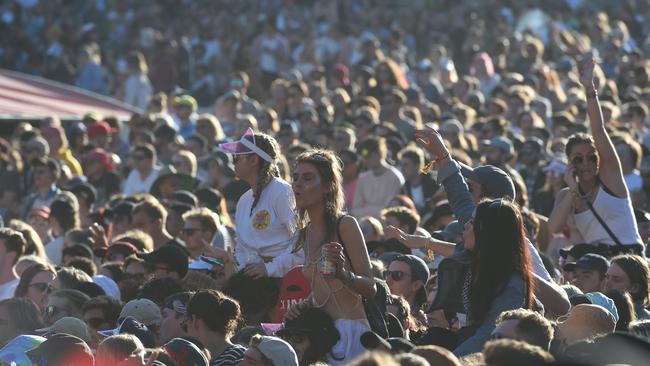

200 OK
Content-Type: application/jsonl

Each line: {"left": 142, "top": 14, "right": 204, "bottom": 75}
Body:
{"left": 470, "top": 198, "right": 535, "bottom": 322}
{"left": 611, "top": 254, "right": 650, "bottom": 305}
{"left": 249, "top": 133, "right": 281, "bottom": 215}
{"left": 294, "top": 149, "right": 345, "bottom": 243}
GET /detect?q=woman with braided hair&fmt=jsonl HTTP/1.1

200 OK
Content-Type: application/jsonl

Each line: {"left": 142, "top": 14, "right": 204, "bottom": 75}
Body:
{"left": 218, "top": 128, "right": 302, "bottom": 279}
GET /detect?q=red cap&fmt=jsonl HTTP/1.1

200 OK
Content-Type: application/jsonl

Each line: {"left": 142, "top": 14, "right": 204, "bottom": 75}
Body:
{"left": 82, "top": 148, "right": 115, "bottom": 172}
{"left": 88, "top": 121, "right": 117, "bottom": 139}
{"left": 276, "top": 266, "right": 310, "bottom": 321}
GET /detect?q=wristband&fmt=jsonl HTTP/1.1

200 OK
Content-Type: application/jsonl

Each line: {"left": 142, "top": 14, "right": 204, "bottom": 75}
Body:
{"left": 421, "top": 151, "right": 451, "bottom": 174}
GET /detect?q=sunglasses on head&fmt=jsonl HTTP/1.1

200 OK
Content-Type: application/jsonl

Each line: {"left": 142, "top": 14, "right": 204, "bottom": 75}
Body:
{"left": 571, "top": 154, "right": 598, "bottom": 166}
{"left": 383, "top": 270, "right": 409, "bottom": 282}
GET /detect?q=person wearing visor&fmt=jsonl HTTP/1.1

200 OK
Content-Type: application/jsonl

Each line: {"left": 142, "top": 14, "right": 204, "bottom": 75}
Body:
{"left": 218, "top": 128, "right": 301, "bottom": 279}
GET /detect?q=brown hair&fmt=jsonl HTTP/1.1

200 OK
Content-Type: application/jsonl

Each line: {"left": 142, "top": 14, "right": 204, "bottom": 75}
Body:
{"left": 294, "top": 149, "right": 345, "bottom": 243}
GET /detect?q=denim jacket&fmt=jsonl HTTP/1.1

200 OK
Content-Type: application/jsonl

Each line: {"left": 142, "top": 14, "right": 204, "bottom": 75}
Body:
{"left": 453, "top": 275, "right": 527, "bottom": 356}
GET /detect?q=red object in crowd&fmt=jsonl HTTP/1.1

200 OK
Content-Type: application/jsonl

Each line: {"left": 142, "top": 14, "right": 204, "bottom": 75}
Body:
{"left": 275, "top": 266, "right": 311, "bottom": 322}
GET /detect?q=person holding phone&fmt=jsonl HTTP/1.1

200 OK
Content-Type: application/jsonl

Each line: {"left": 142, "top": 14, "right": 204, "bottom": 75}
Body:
{"left": 548, "top": 59, "right": 643, "bottom": 250}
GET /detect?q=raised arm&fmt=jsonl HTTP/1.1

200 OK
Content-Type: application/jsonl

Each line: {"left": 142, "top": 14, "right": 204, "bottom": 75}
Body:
{"left": 580, "top": 59, "right": 627, "bottom": 197}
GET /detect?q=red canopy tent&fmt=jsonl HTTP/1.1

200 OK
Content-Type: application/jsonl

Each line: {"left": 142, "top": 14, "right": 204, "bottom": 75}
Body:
{"left": 0, "top": 69, "right": 140, "bottom": 121}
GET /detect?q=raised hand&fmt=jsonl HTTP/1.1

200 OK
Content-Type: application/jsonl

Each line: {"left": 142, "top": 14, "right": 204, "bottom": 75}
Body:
{"left": 384, "top": 225, "right": 429, "bottom": 249}
{"left": 414, "top": 125, "right": 450, "bottom": 160}
{"left": 579, "top": 57, "right": 596, "bottom": 89}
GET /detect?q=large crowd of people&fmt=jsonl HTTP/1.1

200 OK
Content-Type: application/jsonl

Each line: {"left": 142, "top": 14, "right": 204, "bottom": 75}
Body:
{"left": 1, "top": 0, "right": 650, "bottom": 365}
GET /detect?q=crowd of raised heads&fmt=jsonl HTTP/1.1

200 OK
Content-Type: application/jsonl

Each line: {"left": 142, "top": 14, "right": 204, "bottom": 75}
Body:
{"left": 1, "top": 0, "right": 650, "bottom": 365}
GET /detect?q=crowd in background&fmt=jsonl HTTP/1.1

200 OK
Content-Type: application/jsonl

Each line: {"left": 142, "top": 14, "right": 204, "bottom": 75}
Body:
{"left": 0, "top": 0, "right": 650, "bottom": 365}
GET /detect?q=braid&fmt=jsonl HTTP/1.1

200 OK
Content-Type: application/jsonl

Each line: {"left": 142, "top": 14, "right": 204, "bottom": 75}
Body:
{"left": 249, "top": 134, "right": 280, "bottom": 216}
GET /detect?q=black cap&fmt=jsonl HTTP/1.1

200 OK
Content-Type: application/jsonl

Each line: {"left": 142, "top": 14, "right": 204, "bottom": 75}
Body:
{"left": 138, "top": 245, "right": 189, "bottom": 278}
{"left": 67, "top": 181, "right": 97, "bottom": 205}
{"left": 62, "top": 244, "right": 94, "bottom": 260}
{"left": 559, "top": 243, "right": 606, "bottom": 260}
{"left": 99, "top": 317, "right": 156, "bottom": 348}
{"left": 110, "top": 201, "right": 135, "bottom": 218}
{"left": 27, "top": 333, "right": 94, "bottom": 366}
{"left": 564, "top": 253, "right": 610, "bottom": 275}
{"left": 169, "top": 190, "right": 198, "bottom": 207}
{"left": 195, "top": 188, "right": 223, "bottom": 213}
{"left": 360, "top": 331, "right": 415, "bottom": 354}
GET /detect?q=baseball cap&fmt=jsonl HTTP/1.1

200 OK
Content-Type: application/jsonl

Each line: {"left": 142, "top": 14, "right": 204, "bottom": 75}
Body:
{"left": 393, "top": 255, "right": 430, "bottom": 305}
{"left": 25, "top": 136, "right": 50, "bottom": 155}
{"left": 150, "top": 165, "right": 199, "bottom": 199}
{"left": 173, "top": 94, "right": 198, "bottom": 110}
{"left": 36, "top": 317, "right": 91, "bottom": 343}
{"left": 254, "top": 336, "right": 299, "bottom": 366}
{"left": 361, "top": 331, "right": 416, "bottom": 354}
{"left": 138, "top": 244, "right": 190, "bottom": 278}
{"left": 93, "top": 275, "right": 121, "bottom": 299}
{"left": 67, "top": 181, "right": 97, "bottom": 205}
{"left": 432, "top": 221, "right": 463, "bottom": 241}
{"left": 559, "top": 243, "right": 605, "bottom": 260}
{"left": 26, "top": 333, "right": 93, "bottom": 366}
{"left": 483, "top": 136, "right": 514, "bottom": 155}
{"left": 564, "top": 253, "right": 610, "bottom": 274}
{"left": 88, "top": 120, "right": 117, "bottom": 139}
{"left": 584, "top": 292, "right": 619, "bottom": 323}
{"left": 276, "top": 266, "right": 311, "bottom": 321}
{"left": 199, "top": 152, "right": 235, "bottom": 178}
{"left": 162, "top": 292, "right": 192, "bottom": 315}
{"left": 164, "top": 338, "right": 209, "bottom": 366}
{"left": 118, "top": 299, "right": 162, "bottom": 327}
{"left": 458, "top": 162, "right": 516, "bottom": 199}
{"left": 98, "top": 316, "right": 156, "bottom": 348}
{"left": 0, "top": 335, "right": 46, "bottom": 366}
{"left": 169, "top": 190, "right": 198, "bottom": 207}
{"left": 439, "top": 119, "right": 464, "bottom": 134}
{"left": 82, "top": 147, "right": 115, "bottom": 172}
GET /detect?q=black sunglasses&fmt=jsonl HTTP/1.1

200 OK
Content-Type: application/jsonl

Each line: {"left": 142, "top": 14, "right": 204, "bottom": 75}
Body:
{"left": 383, "top": 270, "right": 410, "bottom": 282}
{"left": 180, "top": 228, "right": 202, "bottom": 236}
{"left": 571, "top": 154, "right": 598, "bottom": 166}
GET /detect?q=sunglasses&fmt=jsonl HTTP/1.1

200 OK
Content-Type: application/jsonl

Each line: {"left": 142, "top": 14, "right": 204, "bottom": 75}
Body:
{"left": 571, "top": 154, "right": 598, "bottom": 166}
{"left": 383, "top": 270, "right": 410, "bottom": 282}
{"left": 180, "top": 228, "right": 202, "bottom": 236}
{"left": 28, "top": 282, "right": 54, "bottom": 293}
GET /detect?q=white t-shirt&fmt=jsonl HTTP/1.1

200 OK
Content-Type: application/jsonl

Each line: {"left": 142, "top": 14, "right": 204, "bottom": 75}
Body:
{"left": 234, "top": 178, "right": 302, "bottom": 277}
{"left": 0, "top": 277, "right": 18, "bottom": 300}
{"left": 45, "top": 236, "right": 65, "bottom": 265}
{"left": 123, "top": 166, "right": 160, "bottom": 197}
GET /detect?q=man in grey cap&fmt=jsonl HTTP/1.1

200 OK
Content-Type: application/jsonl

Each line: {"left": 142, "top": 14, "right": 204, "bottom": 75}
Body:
{"left": 384, "top": 255, "right": 430, "bottom": 312}
{"left": 482, "top": 136, "right": 524, "bottom": 188}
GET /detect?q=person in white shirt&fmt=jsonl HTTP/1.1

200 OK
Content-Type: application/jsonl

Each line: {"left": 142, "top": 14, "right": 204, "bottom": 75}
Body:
{"left": 0, "top": 228, "right": 26, "bottom": 300}
{"left": 218, "top": 128, "right": 301, "bottom": 279}
{"left": 352, "top": 136, "right": 405, "bottom": 219}
{"left": 123, "top": 51, "right": 153, "bottom": 110}
{"left": 123, "top": 144, "right": 161, "bottom": 197}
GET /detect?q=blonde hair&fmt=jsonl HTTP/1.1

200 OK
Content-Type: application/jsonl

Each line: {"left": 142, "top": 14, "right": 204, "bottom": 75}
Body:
{"left": 176, "top": 150, "right": 198, "bottom": 177}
